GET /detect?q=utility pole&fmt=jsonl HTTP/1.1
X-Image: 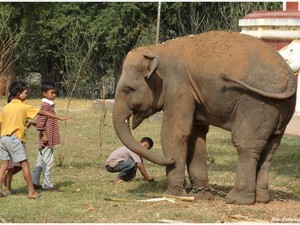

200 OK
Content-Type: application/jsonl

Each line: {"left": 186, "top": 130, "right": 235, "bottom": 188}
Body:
{"left": 156, "top": 1, "right": 162, "bottom": 44}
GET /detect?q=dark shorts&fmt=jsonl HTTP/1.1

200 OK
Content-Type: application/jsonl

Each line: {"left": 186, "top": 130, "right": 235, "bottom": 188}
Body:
{"left": 105, "top": 159, "right": 137, "bottom": 181}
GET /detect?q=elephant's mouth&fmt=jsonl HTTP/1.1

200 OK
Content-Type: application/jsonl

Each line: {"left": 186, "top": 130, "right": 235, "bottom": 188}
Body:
{"left": 132, "top": 108, "right": 156, "bottom": 129}
{"left": 132, "top": 113, "right": 145, "bottom": 129}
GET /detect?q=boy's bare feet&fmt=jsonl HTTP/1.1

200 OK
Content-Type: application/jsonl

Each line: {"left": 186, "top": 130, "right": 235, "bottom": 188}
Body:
{"left": 6, "top": 189, "right": 16, "bottom": 195}
{"left": 114, "top": 177, "right": 125, "bottom": 185}
{"left": 28, "top": 192, "right": 42, "bottom": 199}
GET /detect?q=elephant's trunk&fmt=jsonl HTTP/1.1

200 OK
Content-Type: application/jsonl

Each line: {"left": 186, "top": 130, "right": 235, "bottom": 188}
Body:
{"left": 112, "top": 101, "right": 175, "bottom": 166}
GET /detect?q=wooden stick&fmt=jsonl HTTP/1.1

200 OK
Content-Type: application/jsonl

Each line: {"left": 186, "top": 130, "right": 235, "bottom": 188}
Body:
{"left": 163, "top": 194, "right": 195, "bottom": 201}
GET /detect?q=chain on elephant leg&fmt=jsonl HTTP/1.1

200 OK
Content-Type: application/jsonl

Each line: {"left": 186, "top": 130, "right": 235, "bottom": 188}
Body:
{"left": 188, "top": 186, "right": 214, "bottom": 200}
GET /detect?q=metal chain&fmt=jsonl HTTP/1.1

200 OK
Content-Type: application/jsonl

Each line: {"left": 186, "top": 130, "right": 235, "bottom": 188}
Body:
{"left": 191, "top": 186, "right": 228, "bottom": 197}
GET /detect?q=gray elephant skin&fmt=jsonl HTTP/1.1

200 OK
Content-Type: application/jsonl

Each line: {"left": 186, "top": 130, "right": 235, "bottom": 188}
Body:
{"left": 112, "top": 31, "right": 296, "bottom": 205}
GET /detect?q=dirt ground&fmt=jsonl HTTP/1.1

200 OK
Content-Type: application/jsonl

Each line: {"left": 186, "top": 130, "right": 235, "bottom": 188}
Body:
{"left": 206, "top": 198, "right": 300, "bottom": 223}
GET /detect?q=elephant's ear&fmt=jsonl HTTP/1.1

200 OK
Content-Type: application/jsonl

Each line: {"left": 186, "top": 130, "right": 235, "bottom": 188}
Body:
{"left": 144, "top": 54, "right": 159, "bottom": 78}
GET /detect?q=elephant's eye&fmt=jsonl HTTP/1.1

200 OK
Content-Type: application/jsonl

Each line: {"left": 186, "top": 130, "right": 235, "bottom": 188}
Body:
{"left": 123, "top": 87, "right": 135, "bottom": 94}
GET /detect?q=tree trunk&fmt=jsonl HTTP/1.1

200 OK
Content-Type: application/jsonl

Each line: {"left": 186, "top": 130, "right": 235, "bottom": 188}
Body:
{"left": 0, "top": 50, "right": 16, "bottom": 96}
{"left": 39, "top": 56, "right": 62, "bottom": 95}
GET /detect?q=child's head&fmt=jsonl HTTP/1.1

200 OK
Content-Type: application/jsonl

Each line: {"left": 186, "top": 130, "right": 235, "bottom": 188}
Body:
{"left": 9, "top": 81, "right": 28, "bottom": 101}
{"left": 140, "top": 137, "right": 154, "bottom": 150}
{"left": 41, "top": 81, "right": 57, "bottom": 101}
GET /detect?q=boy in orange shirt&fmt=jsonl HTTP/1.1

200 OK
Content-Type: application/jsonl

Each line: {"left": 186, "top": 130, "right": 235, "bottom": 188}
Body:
{"left": 3, "top": 95, "right": 36, "bottom": 195}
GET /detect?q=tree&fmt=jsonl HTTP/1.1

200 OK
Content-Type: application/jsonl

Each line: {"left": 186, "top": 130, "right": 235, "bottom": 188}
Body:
{"left": 92, "top": 3, "right": 157, "bottom": 97}
{"left": 1, "top": 2, "right": 283, "bottom": 98}
{"left": 11, "top": 2, "right": 156, "bottom": 97}
{"left": 158, "top": 2, "right": 282, "bottom": 42}
{"left": 58, "top": 18, "right": 100, "bottom": 99}
{"left": 15, "top": 3, "right": 85, "bottom": 90}
{"left": 0, "top": 4, "right": 23, "bottom": 95}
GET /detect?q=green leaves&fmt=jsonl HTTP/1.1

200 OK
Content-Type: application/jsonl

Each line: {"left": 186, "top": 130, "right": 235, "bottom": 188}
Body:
{"left": 1, "top": 2, "right": 282, "bottom": 98}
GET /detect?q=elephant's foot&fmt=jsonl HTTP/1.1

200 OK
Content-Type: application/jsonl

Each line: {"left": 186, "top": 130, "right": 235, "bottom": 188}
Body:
{"left": 225, "top": 189, "right": 255, "bottom": 205}
{"left": 165, "top": 186, "right": 188, "bottom": 197}
{"left": 188, "top": 190, "right": 214, "bottom": 200}
{"left": 256, "top": 188, "right": 271, "bottom": 203}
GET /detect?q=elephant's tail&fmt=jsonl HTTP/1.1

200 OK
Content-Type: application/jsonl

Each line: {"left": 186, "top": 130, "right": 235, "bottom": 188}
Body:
{"left": 220, "top": 74, "right": 296, "bottom": 99}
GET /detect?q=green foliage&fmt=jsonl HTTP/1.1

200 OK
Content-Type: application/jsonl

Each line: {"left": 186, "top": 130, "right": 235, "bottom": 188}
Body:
{"left": 159, "top": 2, "right": 282, "bottom": 40}
{"left": 0, "top": 4, "right": 24, "bottom": 77}
{"left": 0, "top": 5, "right": 12, "bottom": 36}
{"left": 293, "top": 186, "right": 300, "bottom": 199}
{"left": 0, "top": 3, "right": 22, "bottom": 35}
{"left": 1, "top": 2, "right": 282, "bottom": 98}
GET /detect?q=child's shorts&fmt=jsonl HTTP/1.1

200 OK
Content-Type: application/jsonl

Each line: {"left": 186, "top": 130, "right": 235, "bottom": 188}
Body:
{"left": 0, "top": 135, "right": 27, "bottom": 162}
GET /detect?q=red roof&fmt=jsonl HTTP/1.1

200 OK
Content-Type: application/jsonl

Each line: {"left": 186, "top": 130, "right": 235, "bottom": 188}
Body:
{"left": 244, "top": 11, "right": 300, "bottom": 19}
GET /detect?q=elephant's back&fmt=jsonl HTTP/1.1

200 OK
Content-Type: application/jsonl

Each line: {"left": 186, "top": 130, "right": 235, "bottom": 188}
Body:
{"left": 168, "top": 31, "right": 293, "bottom": 94}
{"left": 131, "top": 31, "right": 293, "bottom": 94}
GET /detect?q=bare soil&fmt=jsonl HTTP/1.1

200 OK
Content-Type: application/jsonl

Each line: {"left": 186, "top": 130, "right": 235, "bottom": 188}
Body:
{"left": 202, "top": 198, "right": 300, "bottom": 223}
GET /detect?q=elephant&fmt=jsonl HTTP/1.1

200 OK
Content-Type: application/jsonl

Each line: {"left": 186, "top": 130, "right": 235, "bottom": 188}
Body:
{"left": 112, "top": 31, "right": 297, "bottom": 205}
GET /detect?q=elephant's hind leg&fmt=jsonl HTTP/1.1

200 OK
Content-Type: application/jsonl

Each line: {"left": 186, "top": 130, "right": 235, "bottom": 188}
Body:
{"left": 256, "top": 132, "right": 284, "bottom": 203}
{"left": 225, "top": 133, "right": 268, "bottom": 205}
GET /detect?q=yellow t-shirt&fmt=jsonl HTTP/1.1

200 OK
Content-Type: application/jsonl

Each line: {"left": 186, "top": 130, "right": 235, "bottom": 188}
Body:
{"left": 0, "top": 99, "right": 39, "bottom": 143}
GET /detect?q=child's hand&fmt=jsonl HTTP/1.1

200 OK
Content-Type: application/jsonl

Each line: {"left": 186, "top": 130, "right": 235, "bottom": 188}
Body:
{"left": 148, "top": 176, "right": 154, "bottom": 182}
{"left": 60, "top": 116, "right": 70, "bottom": 121}
{"left": 26, "top": 121, "right": 36, "bottom": 128}
{"left": 42, "top": 136, "right": 48, "bottom": 145}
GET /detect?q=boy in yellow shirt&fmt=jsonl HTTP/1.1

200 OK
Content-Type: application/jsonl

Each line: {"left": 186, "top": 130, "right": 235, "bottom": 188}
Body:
{"left": 0, "top": 81, "right": 68, "bottom": 199}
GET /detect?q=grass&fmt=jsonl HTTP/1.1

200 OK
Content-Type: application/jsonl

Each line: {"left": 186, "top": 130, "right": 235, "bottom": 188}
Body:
{"left": 0, "top": 98, "right": 299, "bottom": 223}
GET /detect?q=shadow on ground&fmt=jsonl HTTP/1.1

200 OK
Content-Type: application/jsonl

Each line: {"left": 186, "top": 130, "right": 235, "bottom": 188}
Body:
{"left": 127, "top": 181, "right": 298, "bottom": 202}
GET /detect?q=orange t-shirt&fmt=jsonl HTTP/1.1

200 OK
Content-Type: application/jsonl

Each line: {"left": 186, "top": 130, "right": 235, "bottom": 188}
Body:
{"left": 0, "top": 99, "right": 39, "bottom": 142}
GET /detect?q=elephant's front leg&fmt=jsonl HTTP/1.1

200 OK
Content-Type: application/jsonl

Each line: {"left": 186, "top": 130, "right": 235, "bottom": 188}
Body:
{"left": 161, "top": 99, "right": 196, "bottom": 197}
{"left": 186, "top": 124, "right": 213, "bottom": 200}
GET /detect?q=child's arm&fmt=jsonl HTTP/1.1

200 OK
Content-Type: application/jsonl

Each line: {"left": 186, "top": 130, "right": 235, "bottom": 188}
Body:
{"left": 38, "top": 110, "right": 69, "bottom": 121}
{"left": 136, "top": 162, "right": 154, "bottom": 182}
{"left": 26, "top": 121, "right": 36, "bottom": 128}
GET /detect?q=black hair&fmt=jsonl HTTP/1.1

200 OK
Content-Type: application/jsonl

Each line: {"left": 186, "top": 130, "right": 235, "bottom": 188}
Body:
{"left": 7, "top": 95, "right": 13, "bottom": 103}
{"left": 140, "top": 137, "right": 154, "bottom": 148}
{"left": 41, "top": 81, "right": 56, "bottom": 92}
{"left": 9, "top": 81, "right": 28, "bottom": 97}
